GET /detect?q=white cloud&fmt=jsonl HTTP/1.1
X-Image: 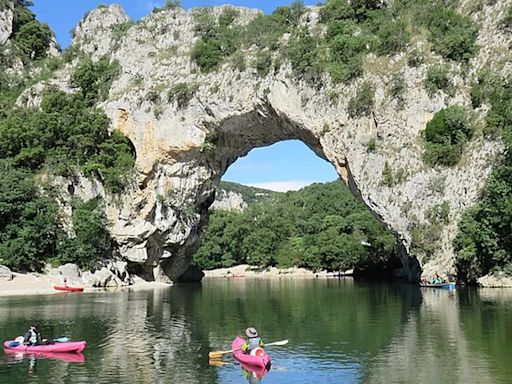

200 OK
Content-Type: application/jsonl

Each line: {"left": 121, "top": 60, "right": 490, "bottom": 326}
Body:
{"left": 245, "top": 181, "right": 314, "bottom": 192}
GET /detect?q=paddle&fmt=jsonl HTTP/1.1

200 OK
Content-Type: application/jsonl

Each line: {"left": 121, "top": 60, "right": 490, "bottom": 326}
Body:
{"left": 208, "top": 339, "right": 288, "bottom": 359}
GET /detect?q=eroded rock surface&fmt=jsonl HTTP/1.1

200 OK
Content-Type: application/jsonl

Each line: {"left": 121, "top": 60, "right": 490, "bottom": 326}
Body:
{"left": 17, "top": 3, "right": 512, "bottom": 283}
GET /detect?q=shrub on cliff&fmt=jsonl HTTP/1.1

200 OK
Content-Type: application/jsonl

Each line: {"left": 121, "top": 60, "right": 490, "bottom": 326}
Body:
{"left": 423, "top": 106, "right": 474, "bottom": 166}
{"left": 424, "top": 65, "right": 454, "bottom": 97}
{"left": 71, "top": 56, "right": 121, "bottom": 102}
{"left": 13, "top": 20, "right": 53, "bottom": 62}
{"left": 56, "top": 198, "right": 111, "bottom": 269}
{"left": 348, "top": 81, "right": 375, "bottom": 118}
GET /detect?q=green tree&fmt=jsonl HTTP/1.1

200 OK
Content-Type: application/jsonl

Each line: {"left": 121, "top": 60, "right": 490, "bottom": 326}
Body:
{"left": 14, "top": 20, "right": 52, "bottom": 61}
{"left": 0, "top": 163, "right": 63, "bottom": 271}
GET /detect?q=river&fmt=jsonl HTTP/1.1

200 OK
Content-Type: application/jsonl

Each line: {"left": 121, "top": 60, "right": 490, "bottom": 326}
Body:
{"left": 0, "top": 278, "right": 511, "bottom": 383}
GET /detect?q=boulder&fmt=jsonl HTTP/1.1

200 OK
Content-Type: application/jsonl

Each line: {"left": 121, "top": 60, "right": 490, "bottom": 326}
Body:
{"left": 0, "top": 265, "right": 13, "bottom": 281}
{"left": 58, "top": 263, "right": 82, "bottom": 285}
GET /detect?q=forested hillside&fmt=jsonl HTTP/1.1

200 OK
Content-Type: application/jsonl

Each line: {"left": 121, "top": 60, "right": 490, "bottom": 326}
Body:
{"left": 0, "top": 0, "right": 135, "bottom": 271}
{"left": 194, "top": 181, "right": 400, "bottom": 275}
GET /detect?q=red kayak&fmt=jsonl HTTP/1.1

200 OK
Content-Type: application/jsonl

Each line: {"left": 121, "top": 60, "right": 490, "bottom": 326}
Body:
{"left": 232, "top": 336, "right": 271, "bottom": 369}
{"left": 54, "top": 285, "right": 84, "bottom": 292}
{"left": 4, "top": 340, "right": 87, "bottom": 353}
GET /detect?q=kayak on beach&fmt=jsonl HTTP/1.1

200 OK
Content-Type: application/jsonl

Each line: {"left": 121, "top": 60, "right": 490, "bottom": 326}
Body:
{"left": 54, "top": 285, "right": 84, "bottom": 292}
{"left": 232, "top": 336, "right": 271, "bottom": 369}
{"left": 4, "top": 340, "right": 87, "bottom": 353}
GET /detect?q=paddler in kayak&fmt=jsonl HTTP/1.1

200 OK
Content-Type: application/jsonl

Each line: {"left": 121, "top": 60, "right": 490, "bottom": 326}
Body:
{"left": 23, "top": 324, "right": 41, "bottom": 346}
{"left": 241, "top": 327, "right": 264, "bottom": 354}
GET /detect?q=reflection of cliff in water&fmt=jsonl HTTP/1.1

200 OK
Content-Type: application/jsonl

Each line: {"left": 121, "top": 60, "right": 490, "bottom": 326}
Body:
{"left": 0, "top": 288, "right": 220, "bottom": 384}
{"left": 89, "top": 286, "right": 220, "bottom": 384}
{"left": 361, "top": 288, "right": 497, "bottom": 384}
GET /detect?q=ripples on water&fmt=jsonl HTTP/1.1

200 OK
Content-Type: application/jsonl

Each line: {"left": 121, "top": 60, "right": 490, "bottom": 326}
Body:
{"left": 0, "top": 279, "right": 511, "bottom": 383}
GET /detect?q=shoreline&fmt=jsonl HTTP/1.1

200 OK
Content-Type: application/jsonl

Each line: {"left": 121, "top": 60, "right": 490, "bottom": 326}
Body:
{"left": 0, "top": 265, "right": 351, "bottom": 297}
{"left": 0, "top": 272, "right": 172, "bottom": 298}
{"left": 2, "top": 265, "right": 512, "bottom": 296}
{"left": 202, "top": 264, "right": 353, "bottom": 279}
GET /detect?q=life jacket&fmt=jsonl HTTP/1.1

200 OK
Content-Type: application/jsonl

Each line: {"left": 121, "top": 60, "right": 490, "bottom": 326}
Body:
{"left": 247, "top": 337, "right": 262, "bottom": 352}
{"left": 29, "top": 329, "right": 38, "bottom": 344}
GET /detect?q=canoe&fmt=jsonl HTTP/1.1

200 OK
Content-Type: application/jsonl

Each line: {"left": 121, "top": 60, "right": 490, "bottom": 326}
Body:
{"left": 232, "top": 336, "right": 271, "bottom": 369}
{"left": 3, "top": 349, "right": 86, "bottom": 363}
{"left": 420, "top": 282, "right": 456, "bottom": 290}
{"left": 54, "top": 285, "right": 84, "bottom": 292}
{"left": 4, "top": 340, "right": 87, "bottom": 353}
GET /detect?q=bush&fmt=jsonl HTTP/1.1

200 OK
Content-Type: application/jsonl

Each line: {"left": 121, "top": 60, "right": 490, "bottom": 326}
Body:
{"left": 424, "top": 65, "right": 454, "bottom": 96}
{"left": 389, "top": 72, "right": 406, "bottom": 107}
{"left": 194, "top": 181, "right": 398, "bottom": 272}
{"left": 381, "top": 161, "right": 394, "bottom": 186}
{"left": 13, "top": 20, "right": 52, "bottom": 62}
{"left": 426, "top": 6, "right": 478, "bottom": 62}
{"left": 423, "top": 106, "right": 474, "bottom": 166}
{"left": 71, "top": 57, "right": 121, "bottom": 102}
{"left": 407, "top": 49, "right": 425, "bottom": 67}
{"left": 56, "top": 198, "right": 111, "bottom": 269}
{"left": 168, "top": 82, "right": 197, "bottom": 109}
{"left": 253, "top": 51, "right": 272, "bottom": 77}
{"left": 164, "top": 0, "right": 182, "bottom": 9}
{"left": 348, "top": 81, "right": 375, "bottom": 118}
{"left": 286, "top": 27, "right": 323, "bottom": 84}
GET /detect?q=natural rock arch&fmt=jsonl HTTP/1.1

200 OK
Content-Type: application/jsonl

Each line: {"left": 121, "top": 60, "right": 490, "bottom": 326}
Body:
{"left": 24, "top": 3, "right": 509, "bottom": 283}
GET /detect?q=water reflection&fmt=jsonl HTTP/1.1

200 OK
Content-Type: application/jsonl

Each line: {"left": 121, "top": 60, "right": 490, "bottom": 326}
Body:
{"left": 0, "top": 281, "right": 511, "bottom": 383}
{"left": 362, "top": 288, "right": 498, "bottom": 384}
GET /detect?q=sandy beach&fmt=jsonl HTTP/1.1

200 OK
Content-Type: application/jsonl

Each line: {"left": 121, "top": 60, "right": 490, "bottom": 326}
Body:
{"left": 0, "top": 273, "right": 59, "bottom": 297}
{"left": 0, "top": 272, "right": 173, "bottom": 297}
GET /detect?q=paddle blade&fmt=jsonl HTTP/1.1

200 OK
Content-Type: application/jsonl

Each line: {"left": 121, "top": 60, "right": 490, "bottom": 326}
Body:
{"left": 208, "top": 349, "right": 233, "bottom": 359}
{"left": 266, "top": 339, "right": 288, "bottom": 347}
{"left": 208, "top": 359, "right": 231, "bottom": 367}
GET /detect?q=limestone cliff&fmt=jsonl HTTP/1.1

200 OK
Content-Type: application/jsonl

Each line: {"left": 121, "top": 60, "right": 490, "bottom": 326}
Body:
{"left": 10, "top": 1, "right": 512, "bottom": 284}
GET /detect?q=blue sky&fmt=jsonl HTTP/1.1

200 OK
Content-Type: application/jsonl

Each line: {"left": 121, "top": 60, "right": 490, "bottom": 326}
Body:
{"left": 31, "top": 0, "right": 338, "bottom": 192}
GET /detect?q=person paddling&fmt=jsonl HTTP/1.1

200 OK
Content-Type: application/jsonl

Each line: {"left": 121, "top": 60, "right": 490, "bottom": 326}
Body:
{"left": 24, "top": 324, "right": 41, "bottom": 346}
{"left": 242, "top": 327, "right": 264, "bottom": 354}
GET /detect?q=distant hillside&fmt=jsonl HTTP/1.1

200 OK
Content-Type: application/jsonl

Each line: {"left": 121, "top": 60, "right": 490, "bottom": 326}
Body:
{"left": 195, "top": 180, "right": 399, "bottom": 273}
{"left": 212, "top": 181, "right": 281, "bottom": 210}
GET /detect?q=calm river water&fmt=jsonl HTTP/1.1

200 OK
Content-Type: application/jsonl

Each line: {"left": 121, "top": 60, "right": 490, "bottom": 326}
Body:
{"left": 0, "top": 278, "right": 511, "bottom": 383}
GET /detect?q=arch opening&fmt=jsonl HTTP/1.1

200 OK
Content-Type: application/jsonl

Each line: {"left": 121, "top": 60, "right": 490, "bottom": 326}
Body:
{"left": 188, "top": 110, "right": 407, "bottom": 280}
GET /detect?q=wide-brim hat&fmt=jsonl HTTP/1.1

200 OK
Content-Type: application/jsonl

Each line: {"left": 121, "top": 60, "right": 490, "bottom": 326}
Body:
{"left": 245, "top": 327, "right": 258, "bottom": 338}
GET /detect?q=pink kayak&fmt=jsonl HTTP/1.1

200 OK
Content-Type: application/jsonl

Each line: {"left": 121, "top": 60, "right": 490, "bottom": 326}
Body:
{"left": 232, "top": 336, "right": 271, "bottom": 369}
{"left": 4, "top": 340, "right": 86, "bottom": 353}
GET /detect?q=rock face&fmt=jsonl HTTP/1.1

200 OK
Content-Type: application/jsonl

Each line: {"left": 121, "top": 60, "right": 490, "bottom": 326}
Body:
{"left": 211, "top": 190, "right": 247, "bottom": 211}
{"left": 0, "top": 6, "right": 13, "bottom": 45}
{"left": 19, "top": 3, "right": 512, "bottom": 283}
